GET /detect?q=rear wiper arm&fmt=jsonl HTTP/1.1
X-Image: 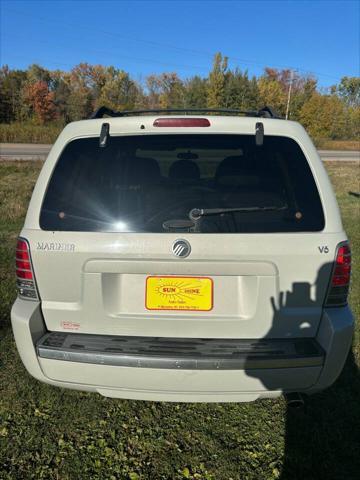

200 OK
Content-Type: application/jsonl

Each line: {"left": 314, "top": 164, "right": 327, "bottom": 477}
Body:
{"left": 189, "top": 205, "right": 287, "bottom": 219}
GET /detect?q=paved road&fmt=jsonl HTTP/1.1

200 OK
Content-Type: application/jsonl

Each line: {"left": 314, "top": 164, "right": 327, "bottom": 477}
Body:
{"left": 0, "top": 143, "right": 359, "bottom": 162}
{"left": 0, "top": 143, "right": 52, "bottom": 160}
{"left": 319, "top": 150, "right": 360, "bottom": 162}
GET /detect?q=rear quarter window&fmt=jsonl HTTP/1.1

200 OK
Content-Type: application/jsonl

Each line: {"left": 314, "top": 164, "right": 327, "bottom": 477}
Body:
{"left": 40, "top": 134, "right": 325, "bottom": 233}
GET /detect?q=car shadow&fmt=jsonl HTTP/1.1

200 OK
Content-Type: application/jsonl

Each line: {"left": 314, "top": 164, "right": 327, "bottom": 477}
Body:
{"left": 280, "top": 349, "right": 360, "bottom": 479}
{"left": 245, "top": 262, "right": 359, "bottom": 479}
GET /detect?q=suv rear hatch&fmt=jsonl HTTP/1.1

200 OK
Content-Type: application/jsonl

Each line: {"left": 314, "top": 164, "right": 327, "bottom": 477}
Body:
{"left": 29, "top": 132, "right": 330, "bottom": 341}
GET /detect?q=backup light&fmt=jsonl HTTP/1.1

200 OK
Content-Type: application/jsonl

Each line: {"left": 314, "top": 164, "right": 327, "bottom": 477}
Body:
{"left": 15, "top": 238, "right": 39, "bottom": 300}
{"left": 153, "top": 118, "right": 211, "bottom": 127}
{"left": 325, "top": 242, "right": 351, "bottom": 307}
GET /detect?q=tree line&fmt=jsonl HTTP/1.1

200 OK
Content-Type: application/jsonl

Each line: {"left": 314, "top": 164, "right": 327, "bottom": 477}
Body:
{"left": 1, "top": 53, "right": 359, "bottom": 141}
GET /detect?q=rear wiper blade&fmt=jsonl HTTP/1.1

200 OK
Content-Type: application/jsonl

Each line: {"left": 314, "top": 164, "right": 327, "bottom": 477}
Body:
{"left": 189, "top": 205, "right": 287, "bottom": 219}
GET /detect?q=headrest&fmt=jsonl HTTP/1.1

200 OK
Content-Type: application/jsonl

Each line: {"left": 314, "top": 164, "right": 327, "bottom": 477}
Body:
{"left": 169, "top": 159, "right": 200, "bottom": 181}
{"left": 215, "top": 156, "right": 246, "bottom": 178}
{"left": 135, "top": 157, "right": 161, "bottom": 184}
{"left": 215, "top": 156, "right": 259, "bottom": 187}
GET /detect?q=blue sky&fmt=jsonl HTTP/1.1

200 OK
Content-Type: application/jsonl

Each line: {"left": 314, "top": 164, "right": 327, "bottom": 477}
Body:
{"left": 1, "top": 0, "right": 359, "bottom": 87}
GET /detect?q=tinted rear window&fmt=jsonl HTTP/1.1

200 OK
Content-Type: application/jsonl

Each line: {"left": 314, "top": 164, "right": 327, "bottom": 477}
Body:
{"left": 40, "top": 134, "right": 325, "bottom": 233}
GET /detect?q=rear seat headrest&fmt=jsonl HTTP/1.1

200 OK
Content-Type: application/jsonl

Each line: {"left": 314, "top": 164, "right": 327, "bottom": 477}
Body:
{"left": 169, "top": 159, "right": 200, "bottom": 181}
{"left": 215, "top": 156, "right": 249, "bottom": 178}
{"left": 215, "top": 155, "right": 259, "bottom": 187}
{"left": 135, "top": 157, "right": 161, "bottom": 184}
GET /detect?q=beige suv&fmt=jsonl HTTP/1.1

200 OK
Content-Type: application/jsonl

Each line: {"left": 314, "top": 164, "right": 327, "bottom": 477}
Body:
{"left": 11, "top": 107, "right": 354, "bottom": 402}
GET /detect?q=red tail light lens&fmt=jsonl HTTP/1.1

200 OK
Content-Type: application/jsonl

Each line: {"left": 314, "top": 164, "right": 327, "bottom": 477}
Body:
{"left": 16, "top": 250, "right": 30, "bottom": 261}
{"left": 15, "top": 238, "right": 39, "bottom": 300}
{"left": 16, "top": 269, "right": 33, "bottom": 280}
{"left": 153, "top": 118, "right": 211, "bottom": 127}
{"left": 325, "top": 242, "right": 351, "bottom": 307}
{"left": 16, "top": 259, "right": 31, "bottom": 270}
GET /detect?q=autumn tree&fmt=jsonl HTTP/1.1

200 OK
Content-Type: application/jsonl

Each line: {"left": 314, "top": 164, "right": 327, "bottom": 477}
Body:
{"left": 23, "top": 80, "right": 57, "bottom": 123}
{"left": 96, "top": 68, "right": 140, "bottom": 111}
{"left": 224, "top": 69, "right": 260, "bottom": 110}
{"left": 65, "top": 63, "right": 94, "bottom": 120}
{"left": 207, "top": 52, "right": 228, "bottom": 108}
{"left": 183, "top": 76, "right": 207, "bottom": 108}
{"left": 299, "top": 93, "right": 347, "bottom": 139}
{"left": 289, "top": 77, "right": 317, "bottom": 120}
{"left": 0, "top": 61, "right": 358, "bottom": 143}
{"left": 145, "top": 73, "right": 185, "bottom": 109}
{"left": 0, "top": 66, "right": 27, "bottom": 122}
{"left": 146, "top": 75, "right": 161, "bottom": 108}
{"left": 258, "top": 68, "right": 317, "bottom": 118}
{"left": 258, "top": 76, "right": 286, "bottom": 115}
{"left": 26, "top": 64, "right": 52, "bottom": 86}
{"left": 335, "top": 76, "right": 360, "bottom": 107}
{"left": 51, "top": 71, "right": 72, "bottom": 123}
{"left": 347, "top": 106, "right": 360, "bottom": 139}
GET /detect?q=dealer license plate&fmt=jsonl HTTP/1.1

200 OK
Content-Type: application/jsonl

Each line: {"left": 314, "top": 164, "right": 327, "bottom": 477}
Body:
{"left": 145, "top": 276, "right": 213, "bottom": 311}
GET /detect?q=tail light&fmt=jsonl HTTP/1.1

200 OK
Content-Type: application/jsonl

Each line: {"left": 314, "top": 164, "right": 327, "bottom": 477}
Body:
{"left": 325, "top": 242, "right": 351, "bottom": 307}
{"left": 15, "top": 238, "right": 39, "bottom": 300}
{"left": 153, "top": 118, "right": 210, "bottom": 127}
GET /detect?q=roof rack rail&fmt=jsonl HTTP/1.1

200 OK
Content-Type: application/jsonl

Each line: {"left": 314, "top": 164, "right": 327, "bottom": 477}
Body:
{"left": 90, "top": 106, "right": 122, "bottom": 119}
{"left": 257, "top": 106, "right": 279, "bottom": 119}
{"left": 90, "top": 106, "right": 281, "bottom": 120}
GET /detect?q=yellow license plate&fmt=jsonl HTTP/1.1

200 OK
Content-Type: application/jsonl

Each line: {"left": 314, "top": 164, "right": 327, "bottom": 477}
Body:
{"left": 146, "top": 276, "right": 213, "bottom": 311}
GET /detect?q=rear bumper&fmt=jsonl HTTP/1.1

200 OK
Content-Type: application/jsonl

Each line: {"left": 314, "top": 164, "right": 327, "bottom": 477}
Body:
{"left": 11, "top": 298, "right": 354, "bottom": 402}
{"left": 37, "top": 332, "right": 325, "bottom": 370}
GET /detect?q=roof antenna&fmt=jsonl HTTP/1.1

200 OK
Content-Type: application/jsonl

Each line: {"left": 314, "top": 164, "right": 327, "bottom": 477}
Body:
{"left": 99, "top": 122, "right": 110, "bottom": 148}
{"left": 255, "top": 122, "right": 264, "bottom": 146}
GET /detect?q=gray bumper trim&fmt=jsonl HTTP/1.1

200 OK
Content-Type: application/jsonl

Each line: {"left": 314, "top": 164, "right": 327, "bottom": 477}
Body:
{"left": 37, "top": 333, "right": 325, "bottom": 370}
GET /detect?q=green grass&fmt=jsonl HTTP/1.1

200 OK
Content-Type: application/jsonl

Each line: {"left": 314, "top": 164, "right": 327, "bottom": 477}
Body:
{"left": 0, "top": 161, "right": 359, "bottom": 480}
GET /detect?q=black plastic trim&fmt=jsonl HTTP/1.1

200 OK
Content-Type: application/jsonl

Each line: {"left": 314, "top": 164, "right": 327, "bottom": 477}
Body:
{"left": 37, "top": 333, "right": 324, "bottom": 370}
{"left": 90, "top": 106, "right": 281, "bottom": 120}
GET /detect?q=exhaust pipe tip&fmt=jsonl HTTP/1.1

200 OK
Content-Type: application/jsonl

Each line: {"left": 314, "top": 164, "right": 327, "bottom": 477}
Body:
{"left": 285, "top": 392, "right": 305, "bottom": 408}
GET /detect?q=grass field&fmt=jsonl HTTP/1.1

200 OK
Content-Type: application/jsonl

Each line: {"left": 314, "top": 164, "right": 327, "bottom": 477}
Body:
{"left": 0, "top": 160, "right": 359, "bottom": 480}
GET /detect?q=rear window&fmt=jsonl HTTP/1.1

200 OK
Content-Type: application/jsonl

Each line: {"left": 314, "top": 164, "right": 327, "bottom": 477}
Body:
{"left": 40, "top": 134, "right": 325, "bottom": 233}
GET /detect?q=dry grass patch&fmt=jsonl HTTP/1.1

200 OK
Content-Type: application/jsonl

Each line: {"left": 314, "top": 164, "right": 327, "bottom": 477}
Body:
{"left": 316, "top": 139, "right": 360, "bottom": 151}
